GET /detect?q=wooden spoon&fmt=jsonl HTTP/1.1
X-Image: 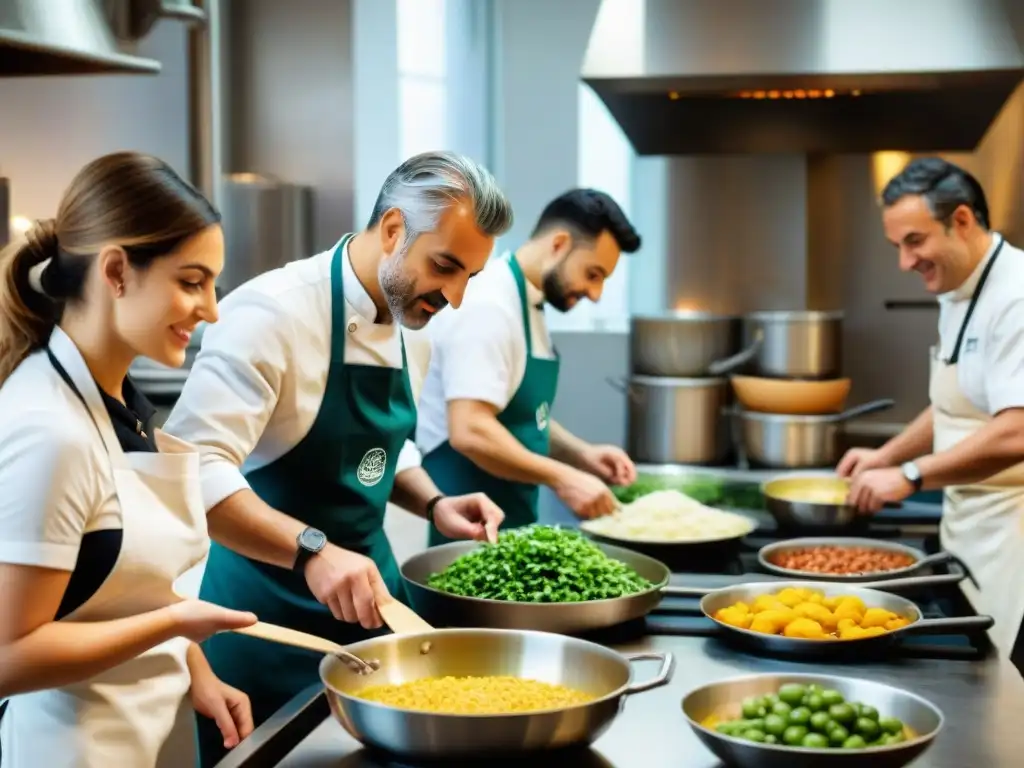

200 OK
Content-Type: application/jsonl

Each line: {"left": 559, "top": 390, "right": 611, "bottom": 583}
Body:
{"left": 377, "top": 597, "right": 434, "bottom": 635}
{"left": 231, "top": 621, "right": 379, "bottom": 674}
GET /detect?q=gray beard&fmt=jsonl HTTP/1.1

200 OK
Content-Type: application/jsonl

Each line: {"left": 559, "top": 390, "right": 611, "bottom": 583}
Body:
{"left": 378, "top": 242, "right": 414, "bottom": 324}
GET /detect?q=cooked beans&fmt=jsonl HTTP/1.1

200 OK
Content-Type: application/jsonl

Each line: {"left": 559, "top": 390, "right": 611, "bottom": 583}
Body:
{"left": 769, "top": 546, "right": 916, "bottom": 576}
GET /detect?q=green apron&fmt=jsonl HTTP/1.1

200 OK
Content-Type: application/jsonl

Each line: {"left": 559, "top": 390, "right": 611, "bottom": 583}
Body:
{"left": 423, "top": 254, "right": 560, "bottom": 547}
{"left": 195, "top": 234, "right": 417, "bottom": 766}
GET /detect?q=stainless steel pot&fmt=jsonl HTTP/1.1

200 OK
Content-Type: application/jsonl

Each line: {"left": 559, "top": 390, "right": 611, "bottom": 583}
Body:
{"left": 743, "top": 310, "right": 843, "bottom": 379}
{"left": 611, "top": 375, "right": 732, "bottom": 465}
{"left": 731, "top": 398, "right": 894, "bottom": 469}
{"left": 319, "top": 628, "right": 675, "bottom": 759}
{"left": 682, "top": 673, "right": 943, "bottom": 768}
{"left": 629, "top": 312, "right": 741, "bottom": 376}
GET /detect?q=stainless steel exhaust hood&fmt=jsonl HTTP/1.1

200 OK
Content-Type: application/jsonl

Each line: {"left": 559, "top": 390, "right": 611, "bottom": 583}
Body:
{"left": 0, "top": 0, "right": 206, "bottom": 76}
{"left": 581, "top": 0, "right": 1024, "bottom": 154}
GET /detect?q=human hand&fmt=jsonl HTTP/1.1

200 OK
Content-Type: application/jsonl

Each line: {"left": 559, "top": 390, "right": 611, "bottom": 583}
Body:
{"left": 579, "top": 444, "right": 637, "bottom": 486}
{"left": 169, "top": 599, "right": 258, "bottom": 644}
{"left": 847, "top": 467, "right": 914, "bottom": 514}
{"left": 432, "top": 493, "right": 504, "bottom": 543}
{"left": 553, "top": 467, "right": 618, "bottom": 519}
{"left": 304, "top": 544, "right": 391, "bottom": 629}
{"left": 189, "top": 649, "right": 253, "bottom": 749}
{"left": 836, "top": 447, "right": 889, "bottom": 478}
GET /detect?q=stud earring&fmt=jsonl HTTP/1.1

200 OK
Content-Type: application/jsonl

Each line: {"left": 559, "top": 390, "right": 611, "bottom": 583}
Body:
{"left": 116, "top": 282, "right": 125, "bottom": 297}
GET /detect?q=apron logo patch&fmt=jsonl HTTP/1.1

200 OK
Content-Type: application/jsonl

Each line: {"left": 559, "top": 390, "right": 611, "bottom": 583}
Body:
{"left": 535, "top": 402, "right": 550, "bottom": 431}
{"left": 964, "top": 337, "right": 978, "bottom": 353}
{"left": 357, "top": 447, "right": 388, "bottom": 487}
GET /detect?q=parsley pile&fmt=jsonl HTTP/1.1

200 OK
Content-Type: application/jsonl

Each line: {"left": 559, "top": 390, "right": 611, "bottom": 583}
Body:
{"left": 426, "top": 525, "right": 652, "bottom": 603}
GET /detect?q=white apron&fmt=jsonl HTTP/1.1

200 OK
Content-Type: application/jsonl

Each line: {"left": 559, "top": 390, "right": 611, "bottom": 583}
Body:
{"left": 0, "top": 329, "right": 210, "bottom": 768}
{"left": 930, "top": 238, "right": 1024, "bottom": 655}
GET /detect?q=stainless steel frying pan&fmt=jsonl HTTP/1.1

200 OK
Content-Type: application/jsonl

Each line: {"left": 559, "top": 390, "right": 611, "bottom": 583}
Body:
{"left": 671, "top": 580, "right": 993, "bottom": 659}
{"left": 400, "top": 541, "right": 969, "bottom": 635}
{"left": 758, "top": 537, "right": 963, "bottom": 583}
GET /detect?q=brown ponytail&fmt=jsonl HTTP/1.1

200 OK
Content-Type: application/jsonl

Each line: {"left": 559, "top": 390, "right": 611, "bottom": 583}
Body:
{"left": 0, "top": 151, "right": 220, "bottom": 387}
{"left": 0, "top": 220, "right": 61, "bottom": 384}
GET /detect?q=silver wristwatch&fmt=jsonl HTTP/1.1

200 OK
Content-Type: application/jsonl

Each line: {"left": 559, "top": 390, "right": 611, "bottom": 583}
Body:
{"left": 900, "top": 461, "right": 923, "bottom": 491}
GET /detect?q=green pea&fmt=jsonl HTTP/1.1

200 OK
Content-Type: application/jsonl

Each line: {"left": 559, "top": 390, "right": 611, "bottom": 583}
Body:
{"left": 741, "top": 697, "right": 762, "bottom": 719}
{"left": 783, "top": 725, "right": 809, "bottom": 746}
{"left": 802, "top": 732, "right": 830, "bottom": 749}
{"left": 764, "top": 734, "right": 779, "bottom": 744}
{"left": 771, "top": 701, "right": 793, "bottom": 718}
{"left": 878, "top": 716, "right": 905, "bottom": 735}
{"left": 804, "top": 693, "right": 825, "bottom": 711}
{"left": 859, "top": 704, "right": 879, "bottom": 721}
{"left": 763, "top": 714, "right": 787, "bottom": 737}
{"left": 828, "top": 703, "right": 856, "bottom": 725}
{"left": 855, "top": 717, "right": 880, "bottom": 741}
{"left": 842, "top": 735, "right": 868, "bottom": 749}
{"left": 820, "top": 689, "right": 845, "bottom": 707}
{"left": 829, "top": 724, "right": 850, "bottom": 746}
{"left": 789, "top": 706, "right": 812, "bottom": 726}
{"left": 742, "top": 729, "right": 767, "bottom": 743}
{"left": 809, "top": 711, "right": 832, "bottom": 732}
{"left": 778, "top": 684, "right": 808, "bottom": 707}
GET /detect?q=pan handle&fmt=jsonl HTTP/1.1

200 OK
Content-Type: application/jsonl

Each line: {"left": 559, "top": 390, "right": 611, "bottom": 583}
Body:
{"left": 661, "top": 585, "right": 712, "bottom": 598}
{"left": 901, "top": 615, "right": 994, "bottom": 636}
{"left": 621, "top": 651, "right": 676, "bottom": 695}
{"left": 707, "top": 330, "right": 764, "bottom": 376}
{"left": 855, "top": 571, "right": 964, "bottom": 591}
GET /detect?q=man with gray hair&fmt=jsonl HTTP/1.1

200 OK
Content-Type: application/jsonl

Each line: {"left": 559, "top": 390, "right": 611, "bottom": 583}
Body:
{"left": 163, "top": 151, "right": 513, "bottom": 764}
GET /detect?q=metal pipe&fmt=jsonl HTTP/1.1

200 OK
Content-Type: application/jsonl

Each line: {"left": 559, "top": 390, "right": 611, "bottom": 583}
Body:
{"left": 187, "top": 0, "right": 223, "bottom": 208}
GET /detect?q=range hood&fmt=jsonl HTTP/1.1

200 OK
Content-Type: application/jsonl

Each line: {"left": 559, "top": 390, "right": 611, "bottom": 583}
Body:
{"left": 581, "top": 0, "right": 1024, "bottom": 154}
{"left": 0, "top": 0, "right": 205, "bottom": 76}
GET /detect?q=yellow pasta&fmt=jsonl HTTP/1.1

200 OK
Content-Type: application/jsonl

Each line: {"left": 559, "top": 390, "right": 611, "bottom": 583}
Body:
{"left": 354, "top": 675, "right": 595, "bottom": 713}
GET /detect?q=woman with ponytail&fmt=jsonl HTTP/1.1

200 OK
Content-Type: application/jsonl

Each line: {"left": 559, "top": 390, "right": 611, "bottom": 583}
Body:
{"left": 0, "top": 151, "right": 259, "bottom": 767}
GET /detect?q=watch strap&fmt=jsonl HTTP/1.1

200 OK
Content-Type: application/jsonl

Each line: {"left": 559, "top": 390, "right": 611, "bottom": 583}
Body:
{"left": 425, "top": 495, "right": 445, "bottom": 525}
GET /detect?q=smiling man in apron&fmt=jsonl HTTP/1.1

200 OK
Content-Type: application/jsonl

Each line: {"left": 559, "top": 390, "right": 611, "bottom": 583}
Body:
{"left": 838, "top": 158, "right": 1024, "bottom": 656}
{"left": 162, "top": 151, "right": 513, "bottom": 766}
{"left": 415, "top": 189, "right": 641, "bottom": 546}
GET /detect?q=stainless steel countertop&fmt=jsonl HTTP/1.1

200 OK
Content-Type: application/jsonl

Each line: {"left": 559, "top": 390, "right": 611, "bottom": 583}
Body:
{"left": 226, "top": 633, "right": 1024, "bottom": 767}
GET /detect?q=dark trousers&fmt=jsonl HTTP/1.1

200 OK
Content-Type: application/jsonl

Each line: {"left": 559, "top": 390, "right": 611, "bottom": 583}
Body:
{"left": 1011, "top": 621, "right": 1024, "bottom": 679}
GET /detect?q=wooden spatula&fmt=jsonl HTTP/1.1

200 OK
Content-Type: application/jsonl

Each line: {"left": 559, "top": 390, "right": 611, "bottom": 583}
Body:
{"left": 377, "top": 597, "right": 434, "bottom": 635}
{"left": 231, "top": 621, "right": 379, "bottom": 674}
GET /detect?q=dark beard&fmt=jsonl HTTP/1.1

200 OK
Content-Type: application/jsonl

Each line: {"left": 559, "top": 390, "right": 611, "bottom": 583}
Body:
{"left": 542, "top": 263, "right": 584, "bottom": 313}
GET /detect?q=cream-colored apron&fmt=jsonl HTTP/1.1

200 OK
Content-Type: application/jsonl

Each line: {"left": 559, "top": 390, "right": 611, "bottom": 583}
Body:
{"left": 930, "top": 238, "right": 1024, "bottom": 655}
{"left": 1, "top": 329, "right": 210, "bottom": 768}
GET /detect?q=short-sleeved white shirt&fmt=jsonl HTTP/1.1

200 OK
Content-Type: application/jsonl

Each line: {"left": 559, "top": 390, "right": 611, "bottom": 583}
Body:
{"left": 938, "top": 233, "right": 1024, "bottom": 415}
{"left": 0, "top": 334, "right": 113, "bottom": 571}
{"left": 415, "top": 253, "right": 554, "bottom": 455}
{"left": 162, "top": 237, "right": 427, "bottom": 513}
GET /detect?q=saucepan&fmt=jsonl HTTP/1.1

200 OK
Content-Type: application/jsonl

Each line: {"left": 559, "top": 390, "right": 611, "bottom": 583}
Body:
{"left": 400, "top": 541, "right": 966, "bottom": 635}
{"left": 319, "top": 628, "right": 675, "bottom": 759}
{"left": 758, "top": 537, "right": 965, "bottom": 584}
{"left": 670, "top": 579, "right": 993, "bottom": 660}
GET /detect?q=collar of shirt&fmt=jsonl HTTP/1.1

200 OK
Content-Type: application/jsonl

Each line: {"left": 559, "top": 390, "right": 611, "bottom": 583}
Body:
{"left": 340, "top": 236, "right": 380, "bottom": 322}
{"left": 946, "top": 232, "right": 1003, "bottom": 303}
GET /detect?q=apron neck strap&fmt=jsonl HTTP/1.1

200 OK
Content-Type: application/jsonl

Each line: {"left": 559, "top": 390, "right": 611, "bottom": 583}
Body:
{"left": 946, "top": 234, "right": 1006, "bottom": 365}
{"left": 507, "top": 254, "right": 535, "bottom": 357}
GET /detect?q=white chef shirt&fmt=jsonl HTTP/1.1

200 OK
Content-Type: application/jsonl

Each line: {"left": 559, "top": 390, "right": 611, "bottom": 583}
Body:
{"left": 415, "top": 253, "right": 554, "bottom": 456}
{"left": 162, "top": 238, "right": 426, "bottom": 514}
{"left": 0, "top": 330, "right": 113, "bottom": 572}
{"left": 937, "top": 233, "right": 1024, "bottom": 415}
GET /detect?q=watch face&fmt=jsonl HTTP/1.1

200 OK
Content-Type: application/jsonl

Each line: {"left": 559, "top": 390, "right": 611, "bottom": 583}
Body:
{"left": 299, "top": 528, "right": 327, "bottom": 552}
{"left": 902, "top": 463, "right": 921, "bottom": 482}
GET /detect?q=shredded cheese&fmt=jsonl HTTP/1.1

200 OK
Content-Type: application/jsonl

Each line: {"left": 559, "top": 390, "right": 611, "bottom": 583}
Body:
{"left": 582, "top": 490, "right": 755, "bottom": 542}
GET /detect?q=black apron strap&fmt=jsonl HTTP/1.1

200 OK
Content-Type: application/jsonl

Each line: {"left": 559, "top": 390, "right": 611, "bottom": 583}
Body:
{"left": 945, "top": 237, "right": 1005, "bottom": 365}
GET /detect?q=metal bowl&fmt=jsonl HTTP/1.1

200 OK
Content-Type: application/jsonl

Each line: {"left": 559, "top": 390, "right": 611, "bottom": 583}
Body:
{"left": 319, "top": 628, "right": 674, "bottom": 759}
{"left": 762, "top": 474, "right": 862, "bottom": 532}
{"left": 682, "top": 672, "right": 942, "bottom": 767}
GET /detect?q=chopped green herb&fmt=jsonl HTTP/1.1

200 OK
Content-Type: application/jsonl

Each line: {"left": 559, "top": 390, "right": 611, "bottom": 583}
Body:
{"left": 426, "top": 525, "right": 653, "bottom": 602}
